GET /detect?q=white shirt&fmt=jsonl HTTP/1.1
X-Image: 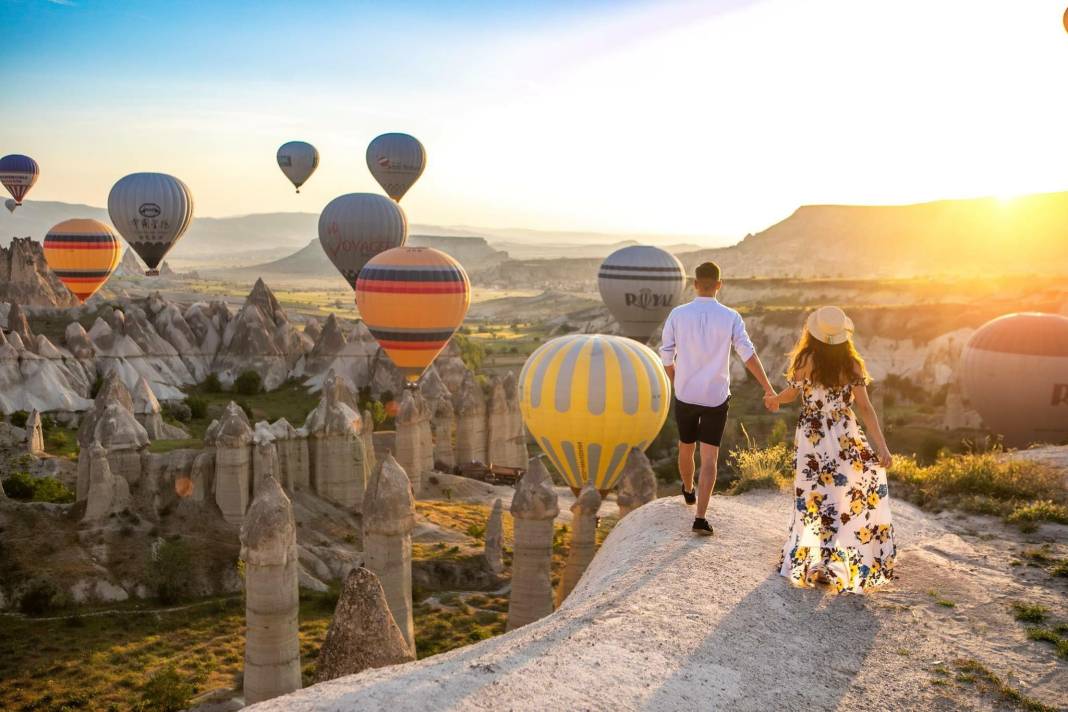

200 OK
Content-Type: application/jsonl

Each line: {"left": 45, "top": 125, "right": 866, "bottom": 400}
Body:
{"left": 658, "top": 297, "right": 756, "bottom": 408}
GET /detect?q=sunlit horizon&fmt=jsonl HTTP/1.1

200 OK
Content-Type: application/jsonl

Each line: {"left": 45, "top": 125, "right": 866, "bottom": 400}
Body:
{"left": 4, "top": 0, "right": 1068, "bottom": 245}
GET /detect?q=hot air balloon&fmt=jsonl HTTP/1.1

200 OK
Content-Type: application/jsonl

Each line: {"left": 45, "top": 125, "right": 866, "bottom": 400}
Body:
{"left": 519, "top": 334, "right": 670, "bottom": 493}
{"left": 598, "top": 245, "right": 686, "bottom": 343}
{"left": 43, "top": 219, "right": 121, "bottom": 304}
{"left": 319, "top": 193, "right": 407, "bottom": 288}
{"left": 960, "top": 312, "right": 1068, "bottom": 447}
{"left": 4, "top": 199, "right": 16, "bottom": 214}
{"left": 366, "top": 133, "right": 426, "bottom": 201}
{"left": 107, "top": 173, "right": 193, "bottom": 276}
{"left": 276, "top": 141, "right": 319, "bottom": 193}
{"left": 0, "top": 154, "right": 39, "bottom": 205}
{"left": 355, "top": 246, "right": 470, "bottom": 385}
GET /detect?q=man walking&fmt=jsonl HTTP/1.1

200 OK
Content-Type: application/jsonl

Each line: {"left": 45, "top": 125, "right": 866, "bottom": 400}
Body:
{"left": 659, "top": 261, "right": 776, "bottom": 535}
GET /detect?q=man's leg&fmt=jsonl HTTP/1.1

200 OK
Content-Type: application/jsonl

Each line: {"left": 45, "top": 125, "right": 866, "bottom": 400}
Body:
{"left": 678, "top": 441, "right": 696, "bottom": 492}
{"left": 695, "top": 443, "right": 719, "bottom": 519}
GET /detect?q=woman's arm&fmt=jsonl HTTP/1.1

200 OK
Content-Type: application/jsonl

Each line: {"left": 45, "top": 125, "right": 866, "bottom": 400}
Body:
{"left": 853, "top": 385, "right": 892, "bottom": 468}
{"left": 764, "top": 385, "right": 799, "bottom": 412}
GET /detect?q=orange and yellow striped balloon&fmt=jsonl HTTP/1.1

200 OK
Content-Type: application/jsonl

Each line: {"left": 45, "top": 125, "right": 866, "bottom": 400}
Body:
{"left": 355, "top": 246, "right": 470, "bottom": 383}
{"left": 43, "top": 219, "right": 121, "bottom": 304}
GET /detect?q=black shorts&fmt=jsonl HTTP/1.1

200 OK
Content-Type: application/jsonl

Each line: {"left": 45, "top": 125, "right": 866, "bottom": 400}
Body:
{"left": 674, "top": 396, "right": 730, "bottom": 447}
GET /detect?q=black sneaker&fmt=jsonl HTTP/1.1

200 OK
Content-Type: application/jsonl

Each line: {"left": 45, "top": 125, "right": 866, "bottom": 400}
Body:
{"left": 681, "top": 485, "right": 696, "bottom": 505}
{"left": 692, "top": 518, "right": 714, "bottom": 536}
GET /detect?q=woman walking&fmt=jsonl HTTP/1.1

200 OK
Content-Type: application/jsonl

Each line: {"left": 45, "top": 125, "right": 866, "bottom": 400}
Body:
{"left": 765, "top": 306, "right": 896, "bottom": 594}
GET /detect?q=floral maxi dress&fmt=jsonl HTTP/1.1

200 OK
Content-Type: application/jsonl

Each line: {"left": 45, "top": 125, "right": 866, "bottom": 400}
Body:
{"left": 778, "top": 379, "right": 896, "bottom": 593}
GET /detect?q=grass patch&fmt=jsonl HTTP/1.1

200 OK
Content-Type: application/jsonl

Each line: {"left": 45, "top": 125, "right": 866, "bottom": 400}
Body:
{"left": 1011, "top": 602, "right": 1048, "bottom": 624}
{"left": 725, "top": 424, "right": 792, "bottom": 494}
{"left": 177, "top": 378, "right": 320, "bottom": 441}
{"left": 927, "top": 590, "right": 956, "bottom": 608}
{"left": 952, "top": 659, "right": 1056, "bottom": 712}
{"left": 889, "top": 452, "right": 1067, "bottom": 524}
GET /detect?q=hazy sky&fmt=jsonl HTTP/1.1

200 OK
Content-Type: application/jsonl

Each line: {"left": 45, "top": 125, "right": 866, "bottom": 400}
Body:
{"left": 4, "top": 0, "right": 1068, "bottom": 244}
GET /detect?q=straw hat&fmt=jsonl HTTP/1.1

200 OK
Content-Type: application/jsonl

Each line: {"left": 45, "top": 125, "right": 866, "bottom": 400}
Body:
{"left": 806, "top": 306, "right": 854, "bottom": 345}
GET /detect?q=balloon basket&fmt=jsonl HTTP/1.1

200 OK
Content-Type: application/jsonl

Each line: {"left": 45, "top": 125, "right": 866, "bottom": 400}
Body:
{"left": 145, "top": 269, "right": 160, "bottom": 277}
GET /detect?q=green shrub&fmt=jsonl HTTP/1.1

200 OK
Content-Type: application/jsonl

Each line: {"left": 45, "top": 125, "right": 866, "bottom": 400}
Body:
{"left": 453, "top": 333, "right": 485, "bottom": 371}
{"left": 161, "top": 400, "right": 192, "bottom": 423}
{"left": 147, "top": 539, "right": 192, "bottom": 604}
{"left": 1011, "top": 602, "right": 1048, "bottom": 623}
{"left": 1, "top": 471, "right": 75, "bottom": 503}
{"left": 889, "top": 453, "right": 1065, "bottom": 517}
{"left": 9, "top": 410, "right": 28, "bottom": 428}
{"left": 139, "top": 666, "right": 194, "bottom": 712}
{"left": 726, "top": 424, "right": 793, "bottom": 494}
{"left": 20, "top": 578, "right": 61, "bottom": 615}
{"left": 185, "top": 395, "right": 208, "bottom": 420}
{"left": 234, "top": 370, "right": 263, "bottom": 396}
{"left": 1007, "top": 500, "right": 1068, "bottom": 526}
{"left": 202, "top": 373, "right": 222, "bottom": 393}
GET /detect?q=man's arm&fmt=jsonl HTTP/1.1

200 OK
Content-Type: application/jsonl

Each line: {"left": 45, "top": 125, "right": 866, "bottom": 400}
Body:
{"left": 732, "top": 313, "right": 775, "bottom": 397}
{"left": 658, "top": 312, "right": 676, "bottom": 384}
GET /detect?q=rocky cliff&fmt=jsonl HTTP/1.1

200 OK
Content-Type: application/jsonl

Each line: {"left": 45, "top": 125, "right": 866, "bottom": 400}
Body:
{"left": 0, "top": 237, "right": 78, "bottom": 307}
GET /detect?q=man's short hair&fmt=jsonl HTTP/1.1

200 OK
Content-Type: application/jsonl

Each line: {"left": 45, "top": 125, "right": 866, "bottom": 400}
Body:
{"left": 695, "top": 262, "right": 721, "bottom": 283}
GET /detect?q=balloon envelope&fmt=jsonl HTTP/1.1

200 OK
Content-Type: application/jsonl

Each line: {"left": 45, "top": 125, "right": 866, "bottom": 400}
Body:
{"left": 519, "top": 334, "right": 670, "bottom": 491}
{"left": 43, "top": 218, "right": 121, "bottom": 304}
{"left": 355, "top": 246, "right": 470, "bottom": 383}
{"left": 319, "top": 193, "right": 407, "bottom": 289}
{"left": 366, "top": 133, "right": 426, "bottom": 201}
{"left": 598, "top": 245, "right": 686, "bottom": 342}
{"left": 960, "top": 312, "right": 1068, "bottom": 447}
{"left": 277, "top": 141, "right": 319, "bottom": 192}
{"left": 4, "top": 199, "right": 16, "bottom": 213}
{"left": 0, "top": 154, "right": 39, "bottom": 204}
{"left": 107, "top": 173, "right": 193, "bottom": 274}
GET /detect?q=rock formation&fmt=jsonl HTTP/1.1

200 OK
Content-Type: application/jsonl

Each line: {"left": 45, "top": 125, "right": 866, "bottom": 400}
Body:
{"left": 429, "top": 395, "right": 456, "bottom": 470}
{"left": 315, "top": 567, "right": 415, "bottom": 682}
{"left": 252, "top": 421, "right": 281, "bottom": 497}
{"left": 501, "top": 372, "right": 528, "bottom": 467}
{"left": 0, "top": 238, "right": 78, "bottom": 307}
{"left": 76, "top": 373, "right": 150, "bottom": 497}
{"left": 82, "top": 441, "right": 132, "bottom": 522}
{"left": 270, "top": 418, "right": 310, "bottom": 490}
{"left": 507, "top": 456, "right": 559, "bottom": 630}
{"left": 394, "top": 390, "right": 431, "bottom": 494}
{"left": 24, "top": 409, "right": 44, "bottom": 454}
{"left": 360, "top": 409, "right": 376, "bottom": 471}
{"left": 306, "top": 314, "right": 348, "bottom": 374}
{"left": 211, "top": 401, "right": 254, "bottom": 526}
{"left": 6, "top": 303, "right": 34, "bottom": 345}
{"left": 454, "top": 372, "right": 487, "bottom": 465}
{"left": 616, "top": 448, "right": 658, "bottom": 518}
{"left": 304, "top": 383, "right": 369, "bottom": 512}
{"left": 241, "top": 476, "right": 301, "bottom": 705}
{"left": 484, "top": 498, "right": 504, "bottom": 574}
{"left": 362, "top": 454, "right": 415, "bottom": 650}
{"left": 558, "top": 483, "right": 601, "bottom": 604}
{"left": 485, "top": 376, "right": 526, "bottom": 468}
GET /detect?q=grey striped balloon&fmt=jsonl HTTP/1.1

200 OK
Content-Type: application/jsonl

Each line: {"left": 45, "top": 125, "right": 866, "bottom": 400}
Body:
{"left": 318, "top": 193, "right": 408, "bottom": 289}
{"left": 107, "top": 172, "right": 194, "bottom": 275}
{"left": 598, "top": 245, "right": 685, "bottom": 343}
{"left": 366, "top": 133, "right": 426, "bottom": 201}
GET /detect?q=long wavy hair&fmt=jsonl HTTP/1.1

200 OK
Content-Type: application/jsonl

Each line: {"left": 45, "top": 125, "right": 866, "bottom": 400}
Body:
{"left": 786, "top": 329, "right": 870, "bottom": 388}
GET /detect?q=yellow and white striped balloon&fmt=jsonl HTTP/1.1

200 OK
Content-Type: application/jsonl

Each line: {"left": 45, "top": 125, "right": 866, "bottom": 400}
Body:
{"left": 519, "top": 334, "right": 669, "bottom": 492}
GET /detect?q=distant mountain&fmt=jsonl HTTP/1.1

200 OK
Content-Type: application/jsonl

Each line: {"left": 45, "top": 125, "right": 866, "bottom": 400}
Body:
{"left": 493, "top": 240, "right": 704, "bottom": 260}
{"left": 675, "top": 191, "right": 1068, "bottom": 278}
{"left": 211, "top": 234, "right": 509, "bottom": 282}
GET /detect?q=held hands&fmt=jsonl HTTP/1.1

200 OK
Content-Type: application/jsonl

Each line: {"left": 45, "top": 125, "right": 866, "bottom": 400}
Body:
{"left": 763, "top": 390, "right": 780, "bottom": 413}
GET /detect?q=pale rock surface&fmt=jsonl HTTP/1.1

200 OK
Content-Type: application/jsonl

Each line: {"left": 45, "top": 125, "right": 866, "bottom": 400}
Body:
{"left": 429, "top": 395, "right": 456, "bottom": 470}
{"left": 394, "top": 390, "right": 431, "bottom": 495}
{"left": 507, "top": 456, "right": 559, "bottom": 630}
{"left": 306, "top": 314, "right": 348, "bottom": 374}
{"left": 500, "top": 371, "right": 527, "bottom": 467}
{"left": 82, "top": 441, "right": 132, "bottom": 522}
{"left": 483, "top": 498, "right": 504, "bottom": 574}
{"left": 212, "top": 401, "right": 254, "bottom": 526}
{"left": 76, "top": 373, "right": 149, "bottom": 496}
{"left": 0, "top": 239, "right": 79, "bottom": 307}
{"left": 362, "top": 454, "right": 415, "bottom": 651}
{"left": 25, "top": 409, "right": 44, "bottom": 454}
{"left": 241, "top": 476, "right": 302, "bottom": 705}
{"left": 246, "top": 493, "right": 1068, "bottom": 712}
{"left": 270, "top": 418, "right": 310, "bottom": 490}
{"left": 252, "top": 421, "right": 282, "bottom": 497}
{"left": 557, "top": 484, "right": 601, "bottom": 604}
{"left": 304, "top": 384, "right": 369, "bottom": 511}
{"left": 616, "top": 448, "right": 658, "bottom": 518}
{"left": 360, "top": 409, "right": 376, "bottom": 472}
{"left": 315, "top": 567, "right": 415, "bottom": 682}
{"left": 485, "top": 376, "right": 525, "bottom": 468}
{"left": 454, "top": 372, "right": 487, "bottom": 465}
